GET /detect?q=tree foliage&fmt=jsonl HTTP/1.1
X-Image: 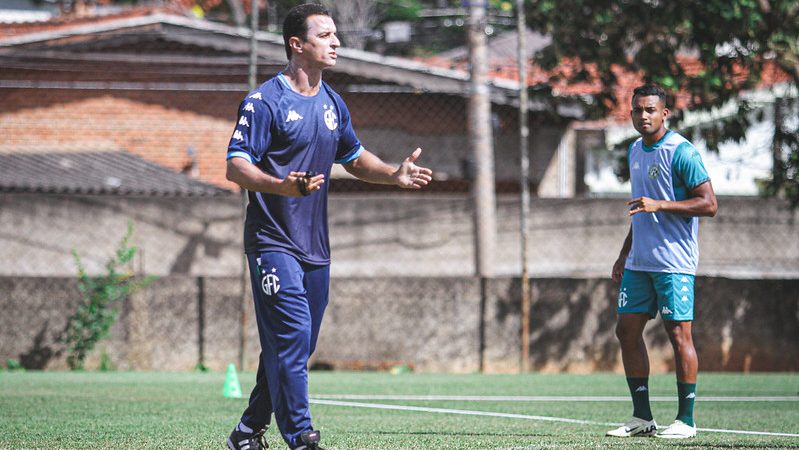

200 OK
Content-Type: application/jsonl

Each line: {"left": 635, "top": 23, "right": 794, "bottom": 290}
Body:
{"left": 526, "top": 0, "right": 799, "bottom": 205}
{"left": 321, "top": 0, "right": 380, "bottom": 50}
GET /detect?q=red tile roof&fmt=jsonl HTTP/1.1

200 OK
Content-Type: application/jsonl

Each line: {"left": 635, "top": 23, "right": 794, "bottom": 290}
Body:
{"left": 0, "top": 5, "right": 189, "bottom": 38}
{"left": 419, "top": 50, "right": 791, "bottom": 125}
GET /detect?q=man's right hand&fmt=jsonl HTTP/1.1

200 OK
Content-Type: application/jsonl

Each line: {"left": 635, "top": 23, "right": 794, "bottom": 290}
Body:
{"left": 284, "top": 171, "right": 325, "bottom": 197}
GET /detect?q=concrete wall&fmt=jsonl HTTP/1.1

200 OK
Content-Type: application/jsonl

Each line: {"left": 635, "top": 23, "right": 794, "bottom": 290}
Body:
{"left": 1, "top": 193, "right": 797, "bottom": 278}
{"left": 2, "top": 194, "right": 797, "bottom": 373}
{"left": 2, "top": 275, "right": 797, "bottom": 373}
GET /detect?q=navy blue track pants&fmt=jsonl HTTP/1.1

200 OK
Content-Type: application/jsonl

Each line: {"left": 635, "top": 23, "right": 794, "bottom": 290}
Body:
{"left": 239, "top": 251, "right": 330, "bottom": 448}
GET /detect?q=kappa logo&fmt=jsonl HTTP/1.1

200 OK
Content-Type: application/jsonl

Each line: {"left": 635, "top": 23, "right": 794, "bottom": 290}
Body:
{"left": 244, "top": 102, "right": 255, "bottom": 112}
{"left": 661, "top": 306, "right": 673, "bottom": 315}
{"left": 286, "top": 110, "right": 304, "bottom": 122}
{"left": 681, "top": 286, "right": 689, "bottom": 292}
{"left": 249, "top": 92, "right": 262, "bottom": 100}
{"left": 238, "top": 116, "right": 250, "bottom": 127}
{"left": 618, "top": 288, "right": 628, "bottom": 308}
{"left": 681, "top": 295, "right": 689, "bottom": 302}
{"left": 686, "top": 392, "right": 696, "bottom": 399}
{"left": 680, "top": 276, "right": 689, "bottom": 282}
{"left": 632, "top": 161, "right": 640, "bottom": 170}
{"left": 323, "top": 104, "right": 338, "bottom": 130}
{"left": 648, "top": 164, "right": 660, "bottom": 179}
{"left": 261, "top": 267, "right": 281, "bottom": 296}
{"left": 232, "top": 130, "right": 244, "bottom": 141}
{"left": 635, "top": 386, "right": 648, "bottom": 393}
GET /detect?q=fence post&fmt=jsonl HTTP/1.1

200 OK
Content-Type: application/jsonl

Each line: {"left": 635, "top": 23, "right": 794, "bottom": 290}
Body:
{"left": 197, "top": 276, "right": 205, "bottom": 370}
{"left": 516, "top": 0, "right": 531, "bottom": 373}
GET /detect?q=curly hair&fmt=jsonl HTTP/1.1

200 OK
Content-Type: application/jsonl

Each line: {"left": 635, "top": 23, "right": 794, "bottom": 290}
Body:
{"left": 632, "top": 84, "right": 668, "bottom": 106}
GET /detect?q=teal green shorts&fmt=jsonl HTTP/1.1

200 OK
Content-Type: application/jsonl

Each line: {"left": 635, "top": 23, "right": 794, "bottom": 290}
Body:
{"left": 617, "top": 269, "right": 695, "bottom": 321}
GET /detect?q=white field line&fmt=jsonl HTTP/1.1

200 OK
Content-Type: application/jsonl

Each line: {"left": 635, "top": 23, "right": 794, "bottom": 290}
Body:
{"left": 309, "top": 398, "right": 799, "bottom": 438}
{"left": 311, "top": 394, "right": 799, "bottom": 402}
{"left": 310, "top": 398, "right": 611, "bottom": 426}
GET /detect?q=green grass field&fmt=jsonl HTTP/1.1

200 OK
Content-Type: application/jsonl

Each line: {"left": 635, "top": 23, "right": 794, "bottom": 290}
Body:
{"left": 1, "top": 370, "right": 797, "bottom": 449}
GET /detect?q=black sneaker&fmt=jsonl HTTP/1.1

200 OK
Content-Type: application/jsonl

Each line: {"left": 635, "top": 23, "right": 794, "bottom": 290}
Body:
{"left": 227, "top": 427, "right": 268, "bottom": 450}
{"left": 293, "top": 430, "right": 324, "bottom": 450}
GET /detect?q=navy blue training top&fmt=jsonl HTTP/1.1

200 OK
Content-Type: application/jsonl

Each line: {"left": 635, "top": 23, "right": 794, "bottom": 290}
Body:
{"left": 227, "top": 73, "right": 363, "bottom": 265}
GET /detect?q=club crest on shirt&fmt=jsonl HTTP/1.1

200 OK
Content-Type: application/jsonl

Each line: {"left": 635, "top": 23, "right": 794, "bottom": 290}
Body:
{"left": 323, "top": 104, "right": 338, "bottom": 131}
{"left": 647, "top": 164, "right": 660, "bottom": 179}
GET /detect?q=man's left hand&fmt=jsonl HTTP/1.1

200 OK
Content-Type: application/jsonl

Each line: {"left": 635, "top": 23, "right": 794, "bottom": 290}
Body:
{"left": 395, "top": 148, "right": 433, "bottom": 189}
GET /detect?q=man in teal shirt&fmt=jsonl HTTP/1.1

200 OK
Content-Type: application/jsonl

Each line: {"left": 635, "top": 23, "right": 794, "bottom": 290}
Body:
{"left": 607, "top": 84, "right": 718, "bottom": 439}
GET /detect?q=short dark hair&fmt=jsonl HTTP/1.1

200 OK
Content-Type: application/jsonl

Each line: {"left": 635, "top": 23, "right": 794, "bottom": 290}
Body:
{"left": 282, "top": 3, "right": 330, "bottom": 60}
{"left": 632, "top": 84, "right": 667, "bottom": 106}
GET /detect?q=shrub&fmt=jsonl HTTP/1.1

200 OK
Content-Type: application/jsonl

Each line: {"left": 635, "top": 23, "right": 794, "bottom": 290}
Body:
{"left": 64, "top": 222, "right": 155, "bottom": 370}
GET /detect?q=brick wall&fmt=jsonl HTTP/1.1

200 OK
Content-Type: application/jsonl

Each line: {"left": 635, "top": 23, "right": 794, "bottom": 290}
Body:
{"left": 0, "top": 88, "right": 242, "bottom": 190}
{"left": 0, "top": 85, "right": 569, "bottom": 192}
{"left": 1, "top": 49, "right": 573, "bottom": 196}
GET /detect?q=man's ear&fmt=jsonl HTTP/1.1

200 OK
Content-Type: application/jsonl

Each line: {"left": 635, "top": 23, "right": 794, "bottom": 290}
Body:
{"left": 289, "top": 36, "right": 303, "bottom": 54}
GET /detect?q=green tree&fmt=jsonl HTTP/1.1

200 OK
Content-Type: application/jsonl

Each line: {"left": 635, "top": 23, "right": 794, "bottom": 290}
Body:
{"left": 64, "top": 223, "right": 154, "bottom": 370}
{"left": 526, "top": 0, "right": 799, "bottom": 206}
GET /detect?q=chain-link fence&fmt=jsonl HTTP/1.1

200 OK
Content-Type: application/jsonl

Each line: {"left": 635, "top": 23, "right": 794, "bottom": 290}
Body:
{"left": 1, "top": 192, "right": 797, "bottom": 279}
{"left": 0, "top": 62, "right": 799, "bottom": 370}
{"left": 0, "top": 275, "right": 261, "bottom": 372}
{"left": 2, "top": 78, "right": 798, "bottom": 321}
{"left": 2, "top": 148, "right": 798, "bottom": 373}
{"left": 326, "top": 84, "right": 570, "bottom": 197}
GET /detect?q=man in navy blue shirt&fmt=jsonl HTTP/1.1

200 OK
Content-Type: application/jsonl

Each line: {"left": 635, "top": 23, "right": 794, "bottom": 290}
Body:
{"left": 224, "top": 4, "right": 432, "bottom": 450}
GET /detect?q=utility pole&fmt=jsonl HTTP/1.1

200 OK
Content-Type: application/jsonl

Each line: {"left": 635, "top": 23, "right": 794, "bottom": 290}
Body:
{"left": 516, "top": 0, "right": 531, "bottom": 373}
{"left": 248, "top": 0, "right": 259, "bottom": 91}
{"left": 467, "top": 1, "right": 496, "bottom": 372}
{"left": 266, "top": 1, "right": 278, "bottom": 32}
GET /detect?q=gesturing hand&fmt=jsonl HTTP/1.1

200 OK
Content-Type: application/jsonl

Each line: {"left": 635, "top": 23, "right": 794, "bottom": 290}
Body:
{"left": 628, "top": 196, "right": 662, "bottom": 215}
{"left": 395, "top": 148, "right": 433, "bottom": 189}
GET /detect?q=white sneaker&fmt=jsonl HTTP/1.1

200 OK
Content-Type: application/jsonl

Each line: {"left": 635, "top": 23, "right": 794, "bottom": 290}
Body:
{"left": 606, "top": 417, "right": 658, "bottom": 437}
{"left": 656, "top": 419, "right": 697, "bottom": 439}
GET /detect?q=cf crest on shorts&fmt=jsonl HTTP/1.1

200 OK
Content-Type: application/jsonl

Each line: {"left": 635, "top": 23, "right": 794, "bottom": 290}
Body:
{"left": 618, "top": 288, "right": 628, "bottom": 308}
{"left": 261, "top": 268, "right": 281, "bottom": 296}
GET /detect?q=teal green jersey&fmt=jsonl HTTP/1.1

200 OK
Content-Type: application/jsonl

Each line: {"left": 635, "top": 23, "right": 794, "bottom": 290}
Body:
{"left": 626, "top": 131, "right": 710, "bottom": 274}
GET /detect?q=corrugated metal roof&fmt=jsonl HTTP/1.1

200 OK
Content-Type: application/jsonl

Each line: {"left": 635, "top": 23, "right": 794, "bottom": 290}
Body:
{"left": 0, "top": 151, "right": 232, "bottom": 196}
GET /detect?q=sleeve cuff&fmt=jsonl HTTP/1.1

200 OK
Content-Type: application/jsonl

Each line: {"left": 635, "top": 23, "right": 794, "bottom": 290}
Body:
{"left": 688, "top": 177, "right": 711, "bottom": 190}
{"left": 335, "top": 145, "right": 364, "bottom": 164}
{"left": 226, "top": 151, "right": 253, "bottom": 163}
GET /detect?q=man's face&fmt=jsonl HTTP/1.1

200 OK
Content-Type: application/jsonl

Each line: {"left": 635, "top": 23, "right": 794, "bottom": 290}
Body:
{"left": 296, "top": 14, "right": 340, "bottom": 69}
{"left": 631, "top": 94, "right": 669, "bottom": 137}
